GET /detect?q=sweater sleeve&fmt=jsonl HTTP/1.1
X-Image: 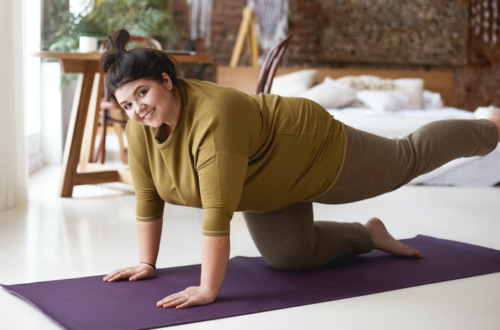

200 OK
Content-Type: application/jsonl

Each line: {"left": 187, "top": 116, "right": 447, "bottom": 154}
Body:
{"left": 195, "top": 93, "right": 251, "bottom": 236}
{"left": 197, "top": 152, "right": 248, "bottom": 236}
{"left": 127, "top": 128, "right": 165, "bottom": 222}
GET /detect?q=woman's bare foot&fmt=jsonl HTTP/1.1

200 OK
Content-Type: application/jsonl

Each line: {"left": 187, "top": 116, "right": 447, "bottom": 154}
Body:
{"left": 364, "top": 218, "right": 422, "bottom": 258}
{"left": 488, "top": 111, "right": 500, "bottom": 142}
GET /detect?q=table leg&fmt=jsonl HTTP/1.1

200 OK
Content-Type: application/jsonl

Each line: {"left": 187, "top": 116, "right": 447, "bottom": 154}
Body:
{"left": 58, "top": 62, "right": 99, "bottom": 197}
{"left": 80, "top": 72, "right": 103, "bottom": 170}
{"left": 110, "top": 109, "right": 128, "bottom": 164}
{"left": 90, "top": 73, "right": 104, "bottom": 162}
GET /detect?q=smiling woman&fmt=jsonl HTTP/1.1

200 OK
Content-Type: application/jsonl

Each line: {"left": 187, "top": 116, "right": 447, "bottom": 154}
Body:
{"left": 98, "top": 29, "right": 500, "bottom": 311}
{"left": 100, "top": 30, "right": 185, "bottom": 140}
{"left": 114, "top": 73, "right": 181, "bottom": 129}
{"left": 100, "top": 30, "right": 185, "bottom": 113}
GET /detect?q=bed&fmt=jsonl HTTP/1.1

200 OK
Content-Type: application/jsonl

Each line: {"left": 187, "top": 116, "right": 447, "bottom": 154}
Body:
{"left": 217, "top": 66, "right": 500, "bottom": 186}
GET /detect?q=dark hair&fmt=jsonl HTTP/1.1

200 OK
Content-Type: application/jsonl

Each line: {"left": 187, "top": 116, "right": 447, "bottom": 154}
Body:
{"left": 99, "top": 29, "right": 185, "bottom": 107}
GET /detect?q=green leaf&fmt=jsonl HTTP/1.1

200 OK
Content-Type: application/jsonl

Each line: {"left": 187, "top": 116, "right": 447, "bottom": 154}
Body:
{"left": 42, "top": 0, "right": 175, "bottom": 52}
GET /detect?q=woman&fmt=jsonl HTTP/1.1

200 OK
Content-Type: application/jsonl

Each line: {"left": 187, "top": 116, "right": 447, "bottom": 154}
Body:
{"left": 101, "top": 30, "right": 500, "bottom": 309}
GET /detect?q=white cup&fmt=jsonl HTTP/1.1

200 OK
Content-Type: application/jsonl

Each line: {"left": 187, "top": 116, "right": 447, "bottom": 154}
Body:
{"left": 79, "top": 36, "right": 98, "bottom": 53}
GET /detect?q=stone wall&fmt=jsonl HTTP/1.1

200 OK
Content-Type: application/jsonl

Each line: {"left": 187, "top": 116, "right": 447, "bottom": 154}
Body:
{"left": 170, "top": 0, "right": 500, "bottom": 111}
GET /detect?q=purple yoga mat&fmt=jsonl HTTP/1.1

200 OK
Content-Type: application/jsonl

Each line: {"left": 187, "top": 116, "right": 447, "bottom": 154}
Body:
{"left": 2, "top": 235, "right": 500, "bottom": 330}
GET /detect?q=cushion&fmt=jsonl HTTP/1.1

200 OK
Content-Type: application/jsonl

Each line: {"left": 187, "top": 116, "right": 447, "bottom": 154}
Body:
{"left": 392, "top": 78, "right": 424, "bottom": 109}
{"left": 474, "top": 105, "right": 500, "bottom": 120}
{"left": 328, "top": 75, "right": 394, "bottom": 91}
{"left": 327, "top": 75, "right": 424, "bottom": 109}
{"left": 343, "top": 99, "right": 370, "bottom": 108}
{"left": 356, "top": 90, "right": 420, "bottom": 111}
{"left": 270, "top": 70, "right": 317, "bottom": 97}
{"left": 423, "top": 90, "right": 444, "bottom": 109}
{"left": 296, "top": 80, "right": 357, "bottom": 109}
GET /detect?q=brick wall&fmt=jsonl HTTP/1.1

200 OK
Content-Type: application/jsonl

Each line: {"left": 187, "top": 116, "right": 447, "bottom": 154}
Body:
{"left": 171, "top": 0, "right": 500, "bottom": 111}
{"left": 170, "top": 0, "right": 247, "bottom": 81}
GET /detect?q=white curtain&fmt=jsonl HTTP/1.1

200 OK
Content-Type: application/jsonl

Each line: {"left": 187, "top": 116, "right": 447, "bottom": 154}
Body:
{"left": 247, "top": 0, "right": 289, "bottom": 59}
{"left": 0, "top": 0, "right": 28, "bottom": 211}
{"left": 187, "top": 0, "right": 213, "bottom": 48}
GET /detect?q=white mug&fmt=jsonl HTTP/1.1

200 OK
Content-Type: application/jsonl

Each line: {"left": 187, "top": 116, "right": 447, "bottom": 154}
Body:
{"left": 79, "top": 36, "right": 98, "bottom": 53}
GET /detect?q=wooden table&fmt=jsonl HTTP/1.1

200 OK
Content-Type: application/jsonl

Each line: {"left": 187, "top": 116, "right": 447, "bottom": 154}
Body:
{"left": 32, "top": 52, "right": 213, "bottom": 197}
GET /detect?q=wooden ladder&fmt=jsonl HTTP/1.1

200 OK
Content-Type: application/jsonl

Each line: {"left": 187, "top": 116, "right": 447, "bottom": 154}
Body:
{"left": 230, "top": 7, "right": 259, "bottom": 68}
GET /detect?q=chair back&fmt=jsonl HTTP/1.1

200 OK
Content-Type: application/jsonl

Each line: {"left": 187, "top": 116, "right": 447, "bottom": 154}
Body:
{"left": 256, "top": 35, "right": 292, "bottom": 95}
{"left": 100, "top": 35, "right": 163, "bottom": 51}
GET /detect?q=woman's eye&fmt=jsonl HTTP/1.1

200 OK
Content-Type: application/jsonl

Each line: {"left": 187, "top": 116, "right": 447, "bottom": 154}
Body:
{"left": 139, "top": 90, "right": 147, "bottom": 97}
{"left": 124, "top": 103, "right": 131, "bottom": 110}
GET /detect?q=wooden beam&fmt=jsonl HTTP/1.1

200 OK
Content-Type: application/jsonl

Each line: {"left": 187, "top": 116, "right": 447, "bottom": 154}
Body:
{"left": 88, "top": 73, "right": 105, "bottom": 162}
{"left": 80, "top": 72, "right": 103, "bottom": 169}
{"left": 110, "top": 109, "right": 128, "bottom": 164}
{"left": 74, "top": 170, "right": 119, "bottom": 185}
{"left": 117, "top": 170, "right": 133, "bottom": 185}
{"left": 59, "top": 59, "right": 86, "bottom": 74}
{"left": 71, "top": 164, "right": 133, "bottom": 186}
{"left": 58, "top": 61, "right": 100, "bottom": 197}
{"left": 33, "top": 52, "right": 213, "bottom": 64}
{"left": 230, "top": 7, "right": 257, "bottom": 67}
{"left": 249, "top": 11, "right": 259, "bottom": 68}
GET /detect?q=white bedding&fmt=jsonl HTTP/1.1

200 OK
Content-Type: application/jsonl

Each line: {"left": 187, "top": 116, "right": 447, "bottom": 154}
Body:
{"left": 327, "top": 107, "right": 500, "bottom": 186}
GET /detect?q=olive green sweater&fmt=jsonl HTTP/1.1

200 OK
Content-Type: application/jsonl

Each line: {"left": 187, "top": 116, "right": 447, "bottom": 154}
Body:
{"left": 126, "top": 79, "right": 348, "bottom": 236}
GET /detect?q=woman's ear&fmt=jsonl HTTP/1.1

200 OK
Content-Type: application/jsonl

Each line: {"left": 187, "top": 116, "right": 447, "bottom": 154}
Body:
{"left": 162, "top": 72, "right": 173, "bottom": 90}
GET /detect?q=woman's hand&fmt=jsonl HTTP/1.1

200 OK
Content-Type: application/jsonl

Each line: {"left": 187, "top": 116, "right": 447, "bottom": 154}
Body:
{"left": 156, "top": 235, "right": 230, "bottom": 309}
{"left": 103, "top": 219, "right": 162, "bottom": 283}
{"left": 157, "top": 285, "right": 216, "bottom": 309}
{"left": 103, "top": 263, "right": 155, "bottom": 282}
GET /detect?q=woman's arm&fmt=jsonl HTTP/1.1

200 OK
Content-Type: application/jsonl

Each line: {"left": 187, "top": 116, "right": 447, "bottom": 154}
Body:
{"left": 201, "top": 235, "right": 230, "bottom": 297}
{"left": 103, "top": 218, "right": 163, "bottom": 282}
{"left": 156, "top": 235, "right": 230, "bottom": 309}
{"left": 137, "top": 218, "right": 163, "bottom": 267}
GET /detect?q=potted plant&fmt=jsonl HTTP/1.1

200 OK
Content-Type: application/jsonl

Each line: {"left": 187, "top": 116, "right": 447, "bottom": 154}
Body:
{"left": 42, "top": 0, "right": 174, "bottom": 52}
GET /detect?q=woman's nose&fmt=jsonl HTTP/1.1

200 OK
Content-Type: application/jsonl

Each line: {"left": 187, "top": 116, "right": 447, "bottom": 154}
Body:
{"left": 136, "top": 103, "right": 146, "bottom": 114}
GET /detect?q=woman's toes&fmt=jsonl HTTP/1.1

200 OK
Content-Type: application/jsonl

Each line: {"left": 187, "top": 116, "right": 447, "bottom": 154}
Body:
{"left": 402, "top": 244, "right": 422, "bottom": 258}
{"left": 364, "top": 217, "right": 422, "bottom": 258}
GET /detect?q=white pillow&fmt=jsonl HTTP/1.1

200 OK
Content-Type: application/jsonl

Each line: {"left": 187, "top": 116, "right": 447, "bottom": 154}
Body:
{"left": 356, "top": 90, "right": 420, "bottom": 111}
{"left": 296, "top": 81, "right": 357, "bottom": 108}
{"left": 342, "top": 99, "right": 370, "bottom": 109}
{"left": 392, "top": 78, "right": 424, "bottom": 109}
{"left": 328, "top": 75, "right": 394, "bottom": 91}
{"left": 423, "top": 90, "right": 444, "bottom": 109}
{"left": 270, "top": 69, "right": 317, "bottom": 97}
{"left": 327, "top": 75, "right": 424, "bottom": 109}
{"left": 474, "top": 105, "right": 500, "bottom": 119}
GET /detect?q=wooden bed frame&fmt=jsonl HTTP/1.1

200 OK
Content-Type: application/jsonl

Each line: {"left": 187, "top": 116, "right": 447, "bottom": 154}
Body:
{"left": 216, "top": 66, "right": 454, "bottom": 106}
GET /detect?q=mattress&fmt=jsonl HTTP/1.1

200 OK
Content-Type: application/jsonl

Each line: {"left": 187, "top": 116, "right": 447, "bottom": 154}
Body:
{"left": 327, "top": 107, "right": 500, "bottom": 186}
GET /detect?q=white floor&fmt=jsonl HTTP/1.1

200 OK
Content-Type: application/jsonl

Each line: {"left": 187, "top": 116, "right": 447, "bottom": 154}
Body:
{"left": 1, "top": 163, "right": 500, "bottom": 329}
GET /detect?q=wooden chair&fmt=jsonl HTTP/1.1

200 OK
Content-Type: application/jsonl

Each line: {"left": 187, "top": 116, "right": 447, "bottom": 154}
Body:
{"left": 256, "top": 35, "right": 292, "bottom": 95}
{"left": 94, "top": 36, "right": 163, "bottom": 164}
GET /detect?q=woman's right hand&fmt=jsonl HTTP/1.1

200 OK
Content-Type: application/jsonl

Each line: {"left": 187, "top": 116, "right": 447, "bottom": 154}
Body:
{"left": 103, "top": 263, "right": 155, "bottom": 282}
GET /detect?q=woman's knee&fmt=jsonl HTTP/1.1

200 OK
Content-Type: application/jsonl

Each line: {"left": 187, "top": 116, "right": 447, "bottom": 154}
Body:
{"left": 262, "top": 252, "right": 314, "bottom": 271}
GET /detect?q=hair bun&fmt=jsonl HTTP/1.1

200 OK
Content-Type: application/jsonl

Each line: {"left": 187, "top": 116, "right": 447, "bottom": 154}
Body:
{"left": 109, "top": 29, "right": 131, "bottom": 52}
{"left": 99, "top": 29, "right": 131, "bottom": 73}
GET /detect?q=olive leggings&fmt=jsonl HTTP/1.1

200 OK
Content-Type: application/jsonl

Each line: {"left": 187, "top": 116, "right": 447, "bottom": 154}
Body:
{"left": 242, "top": 119, "right": 499, "bottom": 270}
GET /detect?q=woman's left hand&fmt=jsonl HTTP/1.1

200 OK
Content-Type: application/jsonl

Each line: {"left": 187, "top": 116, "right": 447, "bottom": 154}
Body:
{"left": 157, "top": 285, "right": 216, "bottom": 309}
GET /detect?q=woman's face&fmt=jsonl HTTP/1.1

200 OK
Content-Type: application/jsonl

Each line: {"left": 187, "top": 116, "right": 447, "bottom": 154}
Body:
{"left": 114, "top": 72, "right": 180, "bottom": 128}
